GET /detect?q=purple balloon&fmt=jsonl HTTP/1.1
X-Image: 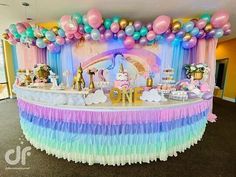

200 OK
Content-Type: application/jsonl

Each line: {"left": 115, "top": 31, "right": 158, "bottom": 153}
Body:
{"left": 196, "top": 29, "right": 205, "bottom": 39}
{"left": 182, "top": 36, "right": 197, "bottom": 49}
{"left": 176, "top": 30, "right": 185, "bottom": 38}
{"left": 146, "top": 22, "right": 153, "bottom": 31}
{"left": 84, "top": 33, "right": 91, "bottom": 40}
{"left": 139, "top": 37, "right": 148, "bottom": 46}
{"left": 104, "top": 30, "right": 113, "bottom": 40}
{"left": 164, "top": 28, "right": 171, "bottom": 36}
{"left": 78, "top": 25, "right": 85, "bottom": 34}
{"left": 224, "top": 29, "right": 231, "bottom": 35}
{"left": 134, "top": 21, "right": 142, "bottom": 31}
{"left": 196, "top": 19, "right": 207, "bottom": 29}
{"left": 99, "top": 25, "right": 106, "bottom": 34}
{"left": 166, "top": 33, "right": 175, "bottom": 42}
{"left": 208, "top": 29, "right": 216, "bottom": 38}
{"left": 117, "top": 30, "right": 126, "bottom": 40}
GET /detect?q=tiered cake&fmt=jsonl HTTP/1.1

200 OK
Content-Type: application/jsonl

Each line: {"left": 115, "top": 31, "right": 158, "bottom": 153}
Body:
{"left": 157, "top": 68, "right": 176, "bottom": 94}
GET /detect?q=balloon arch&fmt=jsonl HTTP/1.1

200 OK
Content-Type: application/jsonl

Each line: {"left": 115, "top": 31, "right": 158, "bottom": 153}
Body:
{"left": 1, "top": 9, "right": 231, "bottom": 53}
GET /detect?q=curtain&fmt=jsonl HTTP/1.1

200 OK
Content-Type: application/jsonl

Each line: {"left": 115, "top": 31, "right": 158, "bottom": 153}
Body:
{"left": 171, "top": 42, "right": 184, "bottom": 81}
{"left": 11, "top": 45, "right": 18, "bottom": 75}
{"left": 196, "top": 38, "right": 218, "bottom": 92}
{"left": 47, "top": 52, "right": 62, "bottom": 83}
{"left": 60, "top": 44, "right": 75, "bottom": 86}
{"left": 159, "top": 42, "right": 173, "bottom": 70}
{"left": 16, "top": 43, "right": 46, "bottom": 70}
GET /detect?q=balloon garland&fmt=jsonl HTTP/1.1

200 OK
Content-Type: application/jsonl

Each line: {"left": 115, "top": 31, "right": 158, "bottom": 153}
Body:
{"left": 1, "top": 9, "right": 231, "bottom": 52}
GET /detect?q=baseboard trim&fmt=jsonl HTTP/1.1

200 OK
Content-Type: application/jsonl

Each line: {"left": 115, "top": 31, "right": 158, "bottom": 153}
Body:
{"left": 223, "top": 96, "right": 236, "bottom": 103}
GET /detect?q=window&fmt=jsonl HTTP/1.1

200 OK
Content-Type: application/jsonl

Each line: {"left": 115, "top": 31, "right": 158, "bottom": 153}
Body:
{"left": 0, "top": 40, "right": 9, "bottom": 100}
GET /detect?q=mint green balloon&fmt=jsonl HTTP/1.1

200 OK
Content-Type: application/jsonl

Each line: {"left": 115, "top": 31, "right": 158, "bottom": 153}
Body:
{"left": 14, "top": 32, "right": 21, "bottom": 39}
{"left": 26, "top": 28, "right": 34, "bottom": 38}
{"left": 104, "top": 18, "right": 112, "bottom": 29}
{"left": 133, "top": 31, "right": 141, "bottom": 40}
{"left": 73, "top": 13, "right": 83, "bottom": 24}
{"left": 140, "top": 26, "right": 148, "bottom": 37}
{"left": 112, "top": 16, "right": 121, "bottom": 23}
{"left": 84, "top": 24, "right": 92, "bottom": 33}
{"left": 200, "top": 13, "right": 211, "bottom": 23}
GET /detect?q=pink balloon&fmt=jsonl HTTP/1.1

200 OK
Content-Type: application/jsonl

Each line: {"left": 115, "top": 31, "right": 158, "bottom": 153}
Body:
{"left": 124, "top": 36, "right": 135, "bottom": 49}
{"left": 222, "top": 22, "right": 231, "bottom": 31}
{"left": 153, "top": 15, "right": 171, "bottom": 34}
{"left": 110, "top": 22, "right": 120, "bottom": 33}
{"left": 8, "top": 37, "right": 17, "bottom": 45}
{"left": 87, "top": 8, "right": 103, "bottom": 29}
{"left": 55, "top": 36, "right": 65, "bottom": 45}
{"left": 47, "top": 43, "right": 55, "bottom": 51}
{"left": 60, "top": 15, "right": 78, "bottom": 35}
{"left": 166, "top": 33, "right": 175, "bottom": 42}
{"left": 74, "top": 32, "right": 82, "bottom": 39}
{"left": 211, "top": 10, "right": 229, "bottom": 28}
{"left": 66, "top": 33, "right": 74, "bottom": 39}
{"left": 196, "top": 19, "right": 207, "bottom": 29}
{"left": 146, "top": 31, "right": 156, "bottom": 41}
{"left": 16, "top": 23, "right": 26, "bottom": 34}
{"left": 22, "top": 22, "right": 31, "bottom": 28}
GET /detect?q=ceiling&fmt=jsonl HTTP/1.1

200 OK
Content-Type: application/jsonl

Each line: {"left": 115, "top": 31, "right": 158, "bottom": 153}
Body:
{"left": 0, "top": 0, "right": 235, "bottom": 41}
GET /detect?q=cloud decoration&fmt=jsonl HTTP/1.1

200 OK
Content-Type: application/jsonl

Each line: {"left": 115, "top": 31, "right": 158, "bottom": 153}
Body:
{"left": 140, "top": 89, "right": 161, "bottom": 102}
{"left": 85, "top": 89, "right": 107, "bottom": 105}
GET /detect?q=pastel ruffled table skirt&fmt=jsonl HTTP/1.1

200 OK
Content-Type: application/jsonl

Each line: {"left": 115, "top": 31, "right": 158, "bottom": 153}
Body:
{"left": 17, "top": 99, "right": 210, "bottom": 165}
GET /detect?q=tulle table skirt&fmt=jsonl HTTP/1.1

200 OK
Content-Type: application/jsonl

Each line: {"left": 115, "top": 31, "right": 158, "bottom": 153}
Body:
{"left": 16, "top": 97, "right": 210, "bottom": 165}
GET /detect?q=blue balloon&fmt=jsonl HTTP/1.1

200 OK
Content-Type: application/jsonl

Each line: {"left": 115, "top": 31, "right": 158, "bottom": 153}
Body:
{"left": 190, "top": 27, "right": 200, "bottom": 36}
{"left": 214, "top": 29, "right": 224, "bottom": 38}
{"left": 45, "top": 31, "right": 56, "bottom": 42}
{"left": 58, "top": 29, "right": 65, "bottom": 37}
{"left": 125, "top": 25, "right": 135, "bottom": 36}
{"left": 183, "top": 21, "right": 195, "bottom": 32}
{"left": 155, "top": 35, "right": 164, "bottom": 42}
{"left": 36, "top": 38, "right": 46, "bottom": 48}
{"left": 91, "top": 29, "right": 101, "bottom": 41}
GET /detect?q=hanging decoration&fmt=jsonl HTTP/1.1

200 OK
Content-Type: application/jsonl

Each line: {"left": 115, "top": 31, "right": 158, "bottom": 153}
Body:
{"left": 1, "top": 9, "right": 231, "bottom": 52}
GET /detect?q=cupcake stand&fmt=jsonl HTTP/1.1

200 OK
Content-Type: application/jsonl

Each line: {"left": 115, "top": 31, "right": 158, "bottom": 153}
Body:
{"left": 14, "top": 85, "right": 210, "bottom": 165}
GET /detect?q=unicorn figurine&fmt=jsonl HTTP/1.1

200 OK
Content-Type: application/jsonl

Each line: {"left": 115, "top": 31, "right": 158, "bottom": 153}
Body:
{"left": 73, "top": 64, "right": 85, "bottom": 91}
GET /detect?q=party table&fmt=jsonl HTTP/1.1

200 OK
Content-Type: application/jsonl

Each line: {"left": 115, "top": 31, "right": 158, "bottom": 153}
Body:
{"left": 14, "top": 85, "right": 210, "bottom": 165}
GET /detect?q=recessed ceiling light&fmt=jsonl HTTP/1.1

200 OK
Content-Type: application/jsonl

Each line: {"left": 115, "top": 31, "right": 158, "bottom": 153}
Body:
{"left": 21, "top": 2, "right": 29, "bottom": 7}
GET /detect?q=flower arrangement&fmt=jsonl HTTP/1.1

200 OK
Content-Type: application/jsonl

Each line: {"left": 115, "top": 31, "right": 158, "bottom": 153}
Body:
{"left": 33, "top": 64, "right": 51, "bottom": 83}
{"left": 184, "top": 63, "right": 208, "bottom": 80}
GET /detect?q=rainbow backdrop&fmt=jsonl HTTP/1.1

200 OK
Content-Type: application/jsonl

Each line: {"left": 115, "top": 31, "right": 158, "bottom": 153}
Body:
{"left": 17, "top": 98, "right": 210, "bottom": 165}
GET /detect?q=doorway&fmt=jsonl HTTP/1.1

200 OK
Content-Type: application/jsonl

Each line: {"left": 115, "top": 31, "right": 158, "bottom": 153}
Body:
{"left": 214, "top": 58, "right": 228, "bottom": 98}
{"left": 0, "top": 40, "right": 10, "bottom": 100}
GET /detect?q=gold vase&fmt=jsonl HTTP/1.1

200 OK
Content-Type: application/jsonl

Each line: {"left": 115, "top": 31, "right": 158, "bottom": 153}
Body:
{"left": 146, "top": 77, "right": 153, "bottom": 87}
{"left": 191, "top": 72, "right": 203, "bottom": 80}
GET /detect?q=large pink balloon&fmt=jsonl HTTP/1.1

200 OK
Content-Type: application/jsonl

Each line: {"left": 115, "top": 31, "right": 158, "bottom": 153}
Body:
{"left": 87, "top": 8, "right": 103, "bottom": 29}
{"left": 211, "top": 10, "right": 229, "bottom": 28}
{"left": 124, "top": 36, "right": 135, "bottom": 49}
{"left": 196, "top": 19, "right": 207, "bottom": 29}
{"left": 153, "top": 15, "right": 171, "bottom": 34}
{"left": 60, "top": 15, "right": 78, "bottom": 35}
{"left": 16, "top": 23, "right": 26, "bottom": 34}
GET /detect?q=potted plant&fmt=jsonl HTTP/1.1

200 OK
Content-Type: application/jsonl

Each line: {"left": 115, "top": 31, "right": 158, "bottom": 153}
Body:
{"left": 184, "top": 63, "right": 208, "bottom": 80}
